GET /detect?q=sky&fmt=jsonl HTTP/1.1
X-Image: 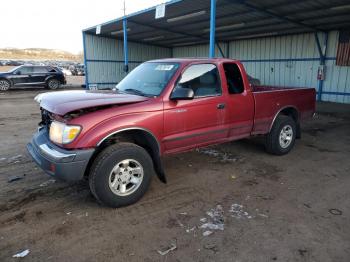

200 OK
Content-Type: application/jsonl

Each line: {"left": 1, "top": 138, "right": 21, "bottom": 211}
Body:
{"left": 0, "top": 0, "right": 168, "bottom": 54}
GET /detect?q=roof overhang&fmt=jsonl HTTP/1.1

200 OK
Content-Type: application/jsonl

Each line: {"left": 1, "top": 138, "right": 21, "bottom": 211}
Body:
{"left": 83, "top": 0, "right": 350, "bottom": 47}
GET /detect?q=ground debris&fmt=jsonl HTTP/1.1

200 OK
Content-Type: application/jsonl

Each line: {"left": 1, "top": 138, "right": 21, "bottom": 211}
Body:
{"left": 329, "top": 208, "right": 342, "bottom": 216}
{"left": 76, "top": 212, "right": 89, "bottom": 218}
{"left": 200, "top": 222, "right": 224, "bottom": 231}
{"left": 202, "top": 230, "right": 213, "bottom": 236}
{"left": 186, "top": 226, "right": 196, "bottom": 233}
{"left": 8, "top": 175, "right": 25, "bottom": 183}
{"left": 229, "top": 204, "right": 252, "bottom": 219}
{"left": 7, "top": 154, "right": 23, "bottom": 163}
{"left": 196, "top": 148, "right": 239, "bottom": 163}
{"left": 13, "top": 249, "right": 30, "bottom": 258}
{"left": 157, "top": 242, "right": 177, "bottom": 256}
{"left": 39, "top": 179, "right": 56, "bottom": 187}
{"left": 200, "top": 205, "right": 225, "bottom": 235}
{"left": 204, "top": 243, "right": 219, "bottom": 253}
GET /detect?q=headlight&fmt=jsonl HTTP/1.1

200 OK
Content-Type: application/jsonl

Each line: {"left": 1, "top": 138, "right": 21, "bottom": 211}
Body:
{"left": 49, "top": 121, "right": 81, "bottom": 144}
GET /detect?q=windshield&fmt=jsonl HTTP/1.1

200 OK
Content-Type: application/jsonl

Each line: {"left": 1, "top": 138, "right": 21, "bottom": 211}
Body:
{"left": 116, "top": 62, "right": 179, "bottom": 97}
{"left": 8, "top": 66, "right": 22, "bottom": 73}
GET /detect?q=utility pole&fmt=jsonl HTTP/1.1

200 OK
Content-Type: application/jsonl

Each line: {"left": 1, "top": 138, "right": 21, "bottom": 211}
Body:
{"left": 123, "top": 0, "right": 126, "bottom": 16}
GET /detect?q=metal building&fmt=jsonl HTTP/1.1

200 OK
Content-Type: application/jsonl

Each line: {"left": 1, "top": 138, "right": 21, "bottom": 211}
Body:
{"left": 82, "top": 0, "right": 350, "bottom": 103}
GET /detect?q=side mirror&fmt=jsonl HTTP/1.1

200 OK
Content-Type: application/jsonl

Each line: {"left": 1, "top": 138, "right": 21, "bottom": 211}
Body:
{"left": 15, "top": 71, "right": 21, "bottom": 75}
{"left": 170, "top": 87, "right": 194, "bottom": 100}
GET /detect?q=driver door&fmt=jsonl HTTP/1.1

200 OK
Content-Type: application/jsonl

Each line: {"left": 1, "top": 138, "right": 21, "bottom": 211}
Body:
{"left": 12, "top": 66, "right": 33, "bottom": 86}
{"left": 163, "top": 63, "right": 227, "bottom": 153}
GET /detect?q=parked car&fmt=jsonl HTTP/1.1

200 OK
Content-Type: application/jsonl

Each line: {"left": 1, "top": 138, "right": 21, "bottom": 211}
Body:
{"left": 69, "top": 64, "right": 85, "bottom": 76}
{"left": 59, "top": 67, "right": 73, "bottom": 76}
{"left": 0, "top": 65, "right": 66, "bottom": 91}
{"left": 27, "top": 58, "right": 316, "bottom": 208}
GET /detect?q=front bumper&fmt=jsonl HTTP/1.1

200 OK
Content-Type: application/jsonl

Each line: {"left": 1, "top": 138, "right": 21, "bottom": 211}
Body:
{"left": 27, "top": 128, "right": 95, "bottom": 181}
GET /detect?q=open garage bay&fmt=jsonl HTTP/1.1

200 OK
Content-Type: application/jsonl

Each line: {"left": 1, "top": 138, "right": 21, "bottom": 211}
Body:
{"left": 0, "top": 89, "right": 349, "bottom": 261}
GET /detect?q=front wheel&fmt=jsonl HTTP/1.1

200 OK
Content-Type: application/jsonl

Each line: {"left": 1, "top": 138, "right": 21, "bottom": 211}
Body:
{"left": 0, "top": 79, "right": 11, "bottom": 91}
{"left": 265, "top": 115, "right": 296, "bottom": 155}
{"left": 47, "top": 79, "right": 61, "bottom": 89}
{"left": 89, "top": 143, "right": 154, "bottom": 207}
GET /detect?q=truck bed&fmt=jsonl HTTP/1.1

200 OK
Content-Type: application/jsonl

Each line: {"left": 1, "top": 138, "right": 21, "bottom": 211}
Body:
{"left": 251, "top": 85, "right": 316, "bottom": 135}
{"left": 252, "top": 85, "right": 307, "bottom": 93}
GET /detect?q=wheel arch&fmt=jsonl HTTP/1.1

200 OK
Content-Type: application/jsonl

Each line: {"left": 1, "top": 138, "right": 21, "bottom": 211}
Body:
{"left": 269, "top": 106, "right": 301, "bottom": 138}
{"left": 45, "top": 75, "right": 59, "bottom": 83}
{"left": 86, "top": 127, "right": 166, "bottom": 183}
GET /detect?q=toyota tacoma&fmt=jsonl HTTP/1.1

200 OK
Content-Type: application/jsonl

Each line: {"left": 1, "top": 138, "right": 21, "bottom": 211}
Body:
{"left": 27, "top": 58, "right": 316, "bottom": 207}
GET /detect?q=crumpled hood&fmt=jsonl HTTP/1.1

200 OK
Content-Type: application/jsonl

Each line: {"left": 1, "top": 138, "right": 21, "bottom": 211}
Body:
{"left": 36, "top": 90, "right": 149, "bottom": 115}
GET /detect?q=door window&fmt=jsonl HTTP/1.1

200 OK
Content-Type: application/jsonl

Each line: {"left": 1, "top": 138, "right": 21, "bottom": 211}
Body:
{"left": 16, "top": 66, "right": 33, "bottom": 75}
{"left": 176, "top": 64, "right": 221, "bottom": 97}
{"left": 33, "top": 67, "right": 48, "bottom": 73}
{"left": 223, "top": 63, "right": 244, "bottom": 94}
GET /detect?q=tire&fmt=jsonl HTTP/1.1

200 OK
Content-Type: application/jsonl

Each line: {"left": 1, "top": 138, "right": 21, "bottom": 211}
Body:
{"left": 89, "top": 143, "right": 154, "bottom": 208}
{"left": 47, "top": 79, "right": 61, "bottom": 89}
{"left": 265, "top": 115, "right": 296, "bottom": 155}
{"left": 0, "top": 79, "right": 11, "bottom": 91}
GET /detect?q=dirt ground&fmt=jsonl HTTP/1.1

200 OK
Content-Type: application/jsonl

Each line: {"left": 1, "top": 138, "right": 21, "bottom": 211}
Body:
{"left": 0, "top": 89, "right": 349, "bottom": 262}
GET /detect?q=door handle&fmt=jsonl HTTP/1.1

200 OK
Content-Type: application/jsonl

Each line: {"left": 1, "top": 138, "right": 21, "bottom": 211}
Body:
{"left": 217, "top": 103, "right": 225, "bottom": 109}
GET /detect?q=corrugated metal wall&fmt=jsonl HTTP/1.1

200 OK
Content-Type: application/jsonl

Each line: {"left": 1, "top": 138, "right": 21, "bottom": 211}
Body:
{"left": 323, "top": 31, "right": 350, "bottom": 103}
{"left": 173, "top": 30, "right": 350, "bottom": 104}
{"left": 172, "top": 42, "right": 227, "bottom": 58}
{"left": 84, "top": 34, "right": 171, "bottom": 89}
{"left": 84, "top": 30, "right": 349, "bottom": 103}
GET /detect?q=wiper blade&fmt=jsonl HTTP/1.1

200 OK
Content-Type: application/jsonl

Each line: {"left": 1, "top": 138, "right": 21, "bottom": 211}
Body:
{"left": 124, "top": 88, "right": 149, "bottom": 97}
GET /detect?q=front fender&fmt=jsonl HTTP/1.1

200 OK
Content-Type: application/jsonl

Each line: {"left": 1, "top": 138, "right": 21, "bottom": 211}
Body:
{"left": 68, "top": 111, "right": 164, "bottom": 150}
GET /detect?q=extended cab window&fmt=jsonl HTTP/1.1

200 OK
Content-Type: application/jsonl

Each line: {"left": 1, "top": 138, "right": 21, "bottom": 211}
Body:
{"left": 223, "top": 63, "right": 244, "bottom": 94}
{"left": 176, "top": 64, "right": 221, "bottom": 97}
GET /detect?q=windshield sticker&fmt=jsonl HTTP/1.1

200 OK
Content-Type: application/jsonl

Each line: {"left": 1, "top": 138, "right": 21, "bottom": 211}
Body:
{"left": 155, "top": 64, "right": 174, "bottom": 71}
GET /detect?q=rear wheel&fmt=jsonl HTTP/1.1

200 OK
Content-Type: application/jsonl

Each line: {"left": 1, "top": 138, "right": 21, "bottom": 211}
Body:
{"left": 0, "top": 79, "right": 10, "bottom": 91}
{"left": 89, "top": 143, "right": 153, "bottom": 208}
{"left": 265, "top": 115, "right": 296, "bottom": 155}
{"left": 47, "top": 79, "right": 61, "bottom": 89}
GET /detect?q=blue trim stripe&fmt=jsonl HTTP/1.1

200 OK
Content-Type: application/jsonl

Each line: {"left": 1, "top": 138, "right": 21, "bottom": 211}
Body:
{"left": 318, "top": 91, "right": 350, "bottom": 96}
{"left": 86, "top": 59, "right": 143, "bottom": 63}
{"left": 82, "top": 32, "right": 89, "bottom": 88}
{"left": 86, "top": 58, "right": 337, "bottom": 64}
{"left": 89, "top": 82, "right": 118, "bottom": 85}
{"left": 241, "top": 57, "right": 336, "bottom": 63}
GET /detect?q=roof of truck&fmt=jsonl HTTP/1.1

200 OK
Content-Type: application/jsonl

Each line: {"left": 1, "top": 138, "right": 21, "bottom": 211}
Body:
{"left": 148, "top": 57, "right": 239, "bottom": 63}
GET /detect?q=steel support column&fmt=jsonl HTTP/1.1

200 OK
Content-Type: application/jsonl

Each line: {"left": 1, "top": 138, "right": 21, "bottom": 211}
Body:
{"left": 314, "top": 32, "right": 328, "bottom": 101}
{"left": 123, "top": 18, "right": 129, "bottom": 72}
{"left": 82, "top": 32, "right": 89, "bottom": 89}
{"left": 209, "top": 0, "right": 216, "bottom": 58}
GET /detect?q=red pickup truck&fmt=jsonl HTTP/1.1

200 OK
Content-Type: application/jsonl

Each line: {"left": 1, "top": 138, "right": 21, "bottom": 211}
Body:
{"left": 27, "top": 58, "right": 315, "bottom": 207}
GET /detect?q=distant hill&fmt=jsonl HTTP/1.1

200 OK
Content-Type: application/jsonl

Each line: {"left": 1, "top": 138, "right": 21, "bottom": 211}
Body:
{"left": 0, "top": 48, "right": 83, "bottom": 61}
